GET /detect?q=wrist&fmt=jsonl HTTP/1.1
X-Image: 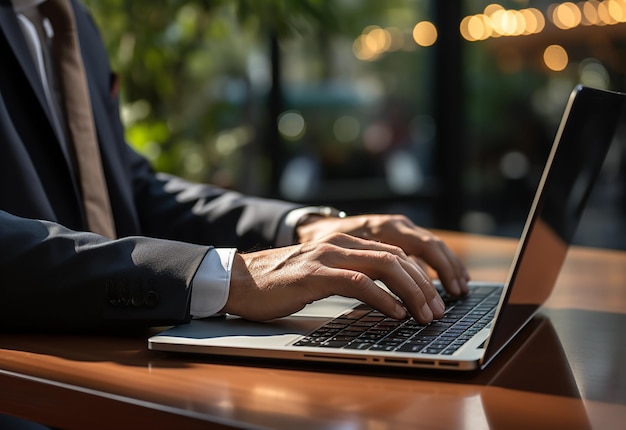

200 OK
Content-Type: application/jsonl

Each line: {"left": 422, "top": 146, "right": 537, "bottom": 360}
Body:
{"left": 296, "top": 206, "right": 346, "bottom": 226}
{"left": 276, "top": 206, "right": 346, "bottom": 246}
{"left": 294, "top": 206, "right": 347, "bottom": 243}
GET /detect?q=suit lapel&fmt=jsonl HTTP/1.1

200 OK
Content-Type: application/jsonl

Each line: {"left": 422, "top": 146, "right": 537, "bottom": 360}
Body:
{"left": 0, "top": 3, "right": 53, "bottom": 122}
{"left": 0, "top": 1, "right": 81, "bottom": 190}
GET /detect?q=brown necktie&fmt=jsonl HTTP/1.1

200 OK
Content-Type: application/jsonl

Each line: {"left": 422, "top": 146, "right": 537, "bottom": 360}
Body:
{"left": 39, "top": 0, "right": 116, "bottom": 238}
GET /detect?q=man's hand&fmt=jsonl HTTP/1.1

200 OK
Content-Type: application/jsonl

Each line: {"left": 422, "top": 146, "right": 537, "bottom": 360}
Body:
{"left": 297, "top": 214, "right": 470, "bottom": 297}
{"left": 221, "top": 233, "right": 447, "bottom": 324}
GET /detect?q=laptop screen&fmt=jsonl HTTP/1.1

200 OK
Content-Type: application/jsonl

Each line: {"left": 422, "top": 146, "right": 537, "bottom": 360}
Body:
{"left": 480, "top": 86, "right": 625, "bottom": 369}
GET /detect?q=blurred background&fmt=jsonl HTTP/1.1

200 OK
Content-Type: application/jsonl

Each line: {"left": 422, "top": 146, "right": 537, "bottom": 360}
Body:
{"left": 84, "top": 0, "right": 626, "bottom": 249}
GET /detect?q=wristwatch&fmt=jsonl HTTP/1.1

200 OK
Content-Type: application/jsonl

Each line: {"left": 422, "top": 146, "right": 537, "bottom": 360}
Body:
{"left": 276, "top": 206, "right": 347, "bottom": 246}
{"left": 295, "top": 206, "right": 347, "bottom": 221}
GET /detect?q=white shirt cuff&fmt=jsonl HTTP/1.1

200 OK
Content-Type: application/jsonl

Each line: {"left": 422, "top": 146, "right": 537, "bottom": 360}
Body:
{"left": 190, "top": 248, "right": 236, "bottom": 318}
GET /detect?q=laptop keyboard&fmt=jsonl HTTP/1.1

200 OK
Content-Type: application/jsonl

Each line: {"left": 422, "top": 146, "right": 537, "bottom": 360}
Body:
{"left": 293, "top": 286, "right": 500, "bottom": 355}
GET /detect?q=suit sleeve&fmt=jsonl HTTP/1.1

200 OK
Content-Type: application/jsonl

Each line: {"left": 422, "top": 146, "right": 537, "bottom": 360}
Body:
{"left": 0, "top": 209, "right": 210, "bottom": 331}
{"left": 131, "top": 158, "right": 302, "bottom": 250}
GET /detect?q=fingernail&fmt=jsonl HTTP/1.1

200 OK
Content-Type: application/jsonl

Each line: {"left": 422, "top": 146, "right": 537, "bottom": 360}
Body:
{"left": 421, "top": 302, "right": 433, "bottom": 322}
{"left": 430, "top": 297, "right": 445, "bottom": 316}
{"left": 437, "top": 294, "right": 446, "bottom": 309}
{"left": 394, "top": 303, "right": 407, "bottom": 319}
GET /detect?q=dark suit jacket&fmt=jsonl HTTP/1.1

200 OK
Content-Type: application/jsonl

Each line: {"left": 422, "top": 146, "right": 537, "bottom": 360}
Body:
{"left": 0, "top": 0, "right": 298, "bottom": 330}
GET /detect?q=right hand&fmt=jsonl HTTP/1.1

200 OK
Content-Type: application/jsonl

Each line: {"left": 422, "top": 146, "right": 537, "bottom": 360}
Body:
{"left": 220, "top": 232, "right": 446, "bottom": 324}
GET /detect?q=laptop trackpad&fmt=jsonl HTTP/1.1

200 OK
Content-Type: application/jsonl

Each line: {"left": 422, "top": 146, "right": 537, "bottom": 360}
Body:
{"left": 156, "top": 295, "right": 359, "bottom": 340}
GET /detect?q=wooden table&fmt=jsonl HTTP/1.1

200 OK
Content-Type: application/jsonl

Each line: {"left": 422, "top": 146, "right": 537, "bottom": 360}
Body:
{"left": 1, "top": 231, "right": 625, "bottom": 429}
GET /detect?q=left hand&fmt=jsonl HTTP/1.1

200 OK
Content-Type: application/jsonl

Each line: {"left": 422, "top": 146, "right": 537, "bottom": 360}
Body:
{"left": 296, "top": 214, "right": 470, "bottom": 297}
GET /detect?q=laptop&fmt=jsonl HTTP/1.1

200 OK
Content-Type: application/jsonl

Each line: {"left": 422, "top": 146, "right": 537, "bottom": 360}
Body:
{"left": 149, "top": 85, "right": 625, "bottom": 371}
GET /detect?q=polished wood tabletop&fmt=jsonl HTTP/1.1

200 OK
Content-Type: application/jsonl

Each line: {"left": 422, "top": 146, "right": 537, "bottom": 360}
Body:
{"left": 1, "top": 231, "right": 625, "bottom": 429}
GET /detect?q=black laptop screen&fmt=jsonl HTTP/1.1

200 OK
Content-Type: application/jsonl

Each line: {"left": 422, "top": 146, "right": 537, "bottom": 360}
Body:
{"left": 481, "top": 86, "right": 625, "bottom": 369}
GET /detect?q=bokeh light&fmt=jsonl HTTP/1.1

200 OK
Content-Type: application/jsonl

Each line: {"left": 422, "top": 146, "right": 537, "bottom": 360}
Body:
{"left": 499, "top": 151, "right": 530, "bottom": 179}
{"left": 333, "top": 116, "right": 361, "bottom": 144}
{"left": 461, "top": 6, "right": 545, "bottom": 41}
{"left": 543, "top": 44, "right": 569, "bottom": 71}
{"left": 579, "top": 59, "right": 610, "bottom": 88}
{"left": 551, "top": 2, "right": 582, "bottom": 29}
{"left": 412, "top": 21, "right": 438, "bottom": 47}
{"left": 278, "top": 111, "right": 306, "bottom": 141}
